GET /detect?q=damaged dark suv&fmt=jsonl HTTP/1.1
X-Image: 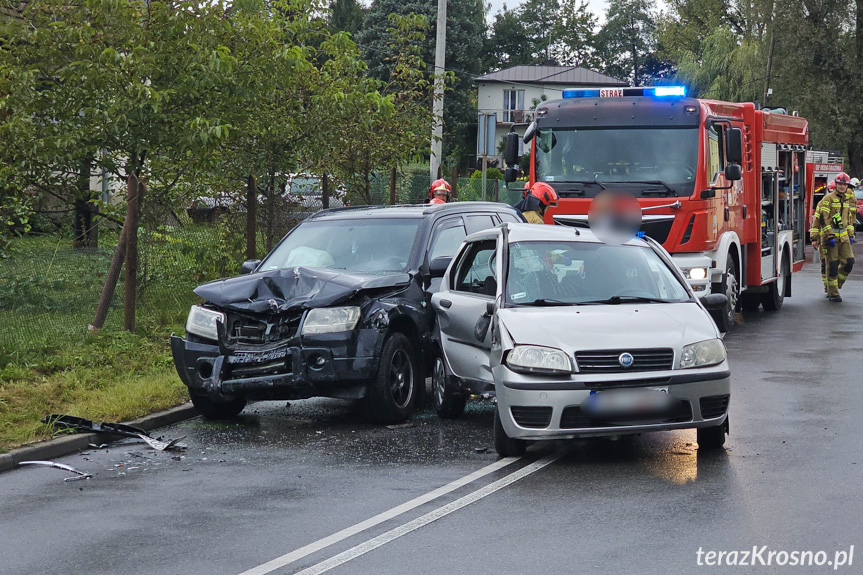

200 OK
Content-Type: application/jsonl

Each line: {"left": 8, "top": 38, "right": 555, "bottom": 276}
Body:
{"left": 171, "top": 203, "right": 521, "bottom": 423}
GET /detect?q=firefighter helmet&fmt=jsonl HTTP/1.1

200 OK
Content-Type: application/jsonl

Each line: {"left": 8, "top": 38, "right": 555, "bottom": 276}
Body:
{"left": 851, "top": 177, "right": 860, "bottom": 187}
{"left": 429, "top": 178, "right": 451, "bottom": 199}
{"left": 835, "top": 172, "right": 851, "bottom": 185}
{"left": 530, "top": 182, "right": 558, "bottom": 207}
{"left": 523, "top": 181, "right": 531, "bottom": 198}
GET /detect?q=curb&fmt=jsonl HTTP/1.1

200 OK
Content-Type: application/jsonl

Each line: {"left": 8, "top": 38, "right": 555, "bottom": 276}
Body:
{"left": 0, "top": 403, "right": 198, "bottom": 474}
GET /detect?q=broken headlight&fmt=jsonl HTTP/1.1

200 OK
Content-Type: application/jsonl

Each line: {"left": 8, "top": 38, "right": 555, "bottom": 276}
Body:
{"left": 506, "top": 345, "right": 572, "bottom": 375}
{"left": 302, "top": 306, "right": 361, "bottom": 335}
{"left": 679, "top": 338, "right": 726, "bottom": 369}
{"left": 185, "top": 305, "right": 226, "bottom": 341}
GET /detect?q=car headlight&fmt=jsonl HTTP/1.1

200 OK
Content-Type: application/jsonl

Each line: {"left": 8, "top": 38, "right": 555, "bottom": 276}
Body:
{"left": 686, "top": 267, "right": 708, "bottom": 281}
{"left": 302, "top": 306, "right": 361, "bottom": 335}
{"left": 679, "top": 338, "right": 726, "bottom": 369}
{"left": 506, "top": 345, "right": 572, "bottom": 375}
{"left": 185, "top": 305, "right": 225, "bottom": 341}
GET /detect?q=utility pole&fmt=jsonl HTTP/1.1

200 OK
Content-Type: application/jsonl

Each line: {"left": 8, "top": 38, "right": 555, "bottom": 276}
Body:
{"left": 429, "top": 0, "right": 447, "bottom": 184}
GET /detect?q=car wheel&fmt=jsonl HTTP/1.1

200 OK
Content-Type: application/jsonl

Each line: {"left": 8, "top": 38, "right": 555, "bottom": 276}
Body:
{"left": 493, "top": 406, "right": 527, "bottom": 457}
{"left": 761, "top": 255, "right": 789, "bottom": 311}
{"left": 711, "top": 257, "right": 739, "bottom": 332}
{"left": 432, "top": 354, "right": 467, "bottom": 419}
{"left": 365, "top": 332, "right": 418, "bottom": 424}
{"left": 189, "top": 390, "right": 247, "bottom": 420}
{"left": 697, "top": 419, "right": 727, "bottom": 450}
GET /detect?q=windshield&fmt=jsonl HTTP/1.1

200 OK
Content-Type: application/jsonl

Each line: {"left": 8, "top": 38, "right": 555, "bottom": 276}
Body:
{"left": 259, "top": 218, "right": 421, "bottom": 274}
{"left": 506, "top": 241, "right": 691, "bottom": 305}
{"left": 534, "top": 127, "right": 699, "bottom": 197}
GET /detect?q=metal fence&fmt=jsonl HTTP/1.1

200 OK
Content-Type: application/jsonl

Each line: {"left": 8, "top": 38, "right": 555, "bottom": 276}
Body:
{"left": 0, "top": 174, "right": 521, "bottom": 360}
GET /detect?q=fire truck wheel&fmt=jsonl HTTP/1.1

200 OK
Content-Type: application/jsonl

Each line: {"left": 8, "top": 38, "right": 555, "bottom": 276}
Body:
{"left": 762, "top": 255, "right": 789, "bottom": 311}
{"left": 711, "top": 257, "right": 739, "bottom": 332}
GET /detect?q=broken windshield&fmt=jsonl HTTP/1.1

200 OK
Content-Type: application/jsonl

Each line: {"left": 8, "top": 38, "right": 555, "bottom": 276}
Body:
{"left": 260, "top": 218, "right": 421, "bottom": 274}
{"left": 534, "top": 127, "right": 699, "bottom": 197}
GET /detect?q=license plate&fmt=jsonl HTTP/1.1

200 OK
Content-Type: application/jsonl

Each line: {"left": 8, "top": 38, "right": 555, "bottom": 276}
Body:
{"left": 227, "top": 347, "right": 289, "bottom": 365}
{"left": 583, "top": 388, "right": 673, "bottom": 416}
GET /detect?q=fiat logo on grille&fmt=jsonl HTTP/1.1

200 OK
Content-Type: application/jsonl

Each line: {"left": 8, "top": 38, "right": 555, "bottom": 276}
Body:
{"left": 618, "top": 352, "right": 635, "bottom": 368}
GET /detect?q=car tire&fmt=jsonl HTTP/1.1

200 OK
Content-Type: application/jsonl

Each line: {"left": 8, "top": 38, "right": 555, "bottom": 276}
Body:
{"left": 697, "top": 418, "right": 727, "bottom": 450}
{"left": 761, "top": 255, "right": 789, "bottom": 311}
{"left": 493, "top": 406, "right": 527, "bottom": 457}
{"left": 432, "top": 354, "right": 467, "bottom": 419}
{"left": 711, "top": 257, "right": 739, "bottom": 332}
{"left": 189, "top": 390, "right": 247, "bottom": 420}
{"left": 365, "top": 332, "right": 418, "bottom": 424}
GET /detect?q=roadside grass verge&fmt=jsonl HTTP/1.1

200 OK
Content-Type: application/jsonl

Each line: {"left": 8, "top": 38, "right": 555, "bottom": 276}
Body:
{"left": 0, "top": 231, "right": 218, "bottom": 453}
{"left": 0, "top": 330, "right": 190, "bottom": 452}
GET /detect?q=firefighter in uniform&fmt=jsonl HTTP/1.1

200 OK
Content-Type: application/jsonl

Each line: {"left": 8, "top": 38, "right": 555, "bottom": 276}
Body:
{"left": 513, "top": 182, "right": 558, "bottom": 223}
{"left": 811, "top": 176, "right": 851, "bottom": 302}
{"left": 428, "top": 178, "right": 451, "bottom": 205}
{"left": 815, "top": 180, "right": 836, "bottom": 293}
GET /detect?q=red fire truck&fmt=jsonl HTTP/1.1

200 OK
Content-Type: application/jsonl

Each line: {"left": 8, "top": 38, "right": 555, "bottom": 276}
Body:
{"left": 804, "top": 150, "right": 844, "bottom": 214}
{"left": 503, "top": 86, "right": 812, "bottom": 332}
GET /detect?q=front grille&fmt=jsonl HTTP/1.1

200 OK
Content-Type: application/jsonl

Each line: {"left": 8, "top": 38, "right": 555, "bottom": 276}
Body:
{"left": 226, "top": 313, "right": 301, "bottom": 344}
{"left": 559, "top": 401, "right": 692, "bottom": 429}
{"left": 700, "top": 395, "right": 730, "bottom": 419}
{"left": 639, "top": 218, "right": 675, "bottom": 244}
{"left": 575, "top": 349, "right": 674, "bottom": 373}
{"left": 510, "top": 406, "right": 552, "bottom": 428}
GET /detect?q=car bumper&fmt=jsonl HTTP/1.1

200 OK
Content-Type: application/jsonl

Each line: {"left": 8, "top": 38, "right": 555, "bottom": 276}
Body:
{"left": 494, "top": 363, "right": 731, "bottom": 441}
{"left": 170, "top": 329, "right": 383, "bottom": 400}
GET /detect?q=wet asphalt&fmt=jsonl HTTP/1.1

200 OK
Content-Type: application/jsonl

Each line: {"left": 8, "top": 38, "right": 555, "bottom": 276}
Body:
{"left": 1, "top": 246, "right": 862, "bottom": 575}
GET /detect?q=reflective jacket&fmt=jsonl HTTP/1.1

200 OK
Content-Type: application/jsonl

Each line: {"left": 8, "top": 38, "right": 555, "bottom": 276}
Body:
{"left": 522, "top": 210, "right": 544, "bottom": 224}
{"left": 810, "top": 191, "right": 849, "bottom": 243}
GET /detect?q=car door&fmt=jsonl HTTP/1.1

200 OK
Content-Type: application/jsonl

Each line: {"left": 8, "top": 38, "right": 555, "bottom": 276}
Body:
{"left": 425, "top": 216, "right": 467, "bottom": 295}
{"left": 432, "top": 236, "right": 499, "bottom": 385}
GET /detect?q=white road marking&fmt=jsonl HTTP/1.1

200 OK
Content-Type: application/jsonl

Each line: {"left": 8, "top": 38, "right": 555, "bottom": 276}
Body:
{"left": 239, "top": 456, "right": 521, "bottom": 575}
{"left": 293, "top": 452, "right": 562, "bottom": 575}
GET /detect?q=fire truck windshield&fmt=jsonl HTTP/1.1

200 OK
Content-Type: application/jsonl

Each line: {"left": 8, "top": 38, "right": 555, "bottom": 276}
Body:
{"left": 534, "top": 127, "right": 699, "bottom": 197}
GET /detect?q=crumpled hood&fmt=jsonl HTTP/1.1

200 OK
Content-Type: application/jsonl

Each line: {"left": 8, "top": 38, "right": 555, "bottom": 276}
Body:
{"left": 195, "top": 267, "right": 411, "bottom": 314}
{"left": 497, "top": 302, "right": 718, "bottom": 351}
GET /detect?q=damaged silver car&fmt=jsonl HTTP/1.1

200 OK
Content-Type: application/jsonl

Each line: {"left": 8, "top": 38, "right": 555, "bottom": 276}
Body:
{"left": 171, "top": 203, "right": 521, "bottom": 423}
{"left": 431, "top": 223, "right": 731, "bottom": 456}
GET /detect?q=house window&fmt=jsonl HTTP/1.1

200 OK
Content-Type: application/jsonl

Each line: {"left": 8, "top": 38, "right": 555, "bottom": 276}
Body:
{"left": 503, "top": 89, "right": 525, "bottom": 123}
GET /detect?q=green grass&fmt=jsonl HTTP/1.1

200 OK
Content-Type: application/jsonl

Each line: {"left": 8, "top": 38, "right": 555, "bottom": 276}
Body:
{"left": 0, "top": 228, "right": 226, "bottom": 451}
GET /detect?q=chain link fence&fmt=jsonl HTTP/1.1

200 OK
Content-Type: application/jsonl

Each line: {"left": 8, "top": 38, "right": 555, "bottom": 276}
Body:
{"left": 0, "top": 172, "right": 517, "bottom": 360}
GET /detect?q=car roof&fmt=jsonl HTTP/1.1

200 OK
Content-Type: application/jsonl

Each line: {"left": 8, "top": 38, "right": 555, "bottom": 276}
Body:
{"left": 466, "top": 222, "right": 647, "bottom": 246}
{"left": 306, "top": 202, "right": 518, "bottom": 221}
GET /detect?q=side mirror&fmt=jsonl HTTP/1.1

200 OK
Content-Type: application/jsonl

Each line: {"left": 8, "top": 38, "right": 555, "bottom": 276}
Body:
{"left": 522, "top": 121, "right": 537, "bottom": 143}
{"left": 726, "top": 127, "right": 743, "bottom": 164}
{"left": 240, "top": 259, "right": 261, "bottom": 274}
{"left": 504, "top": 167, "right": 520, "bottom": 183}
{"left": 700, "top": 189, "right": 717, "bottom": 199}
{"left": 724, "top": 163, "right": 742, "bottom": 181}
{"left": 428, "top": 256, "right": 452, "bottom": 278}
{"left": 699, "top": 293, "right": 728, "bottom": 311}
{"left": 504, "top": 132, "right": 519, "bottom": 166}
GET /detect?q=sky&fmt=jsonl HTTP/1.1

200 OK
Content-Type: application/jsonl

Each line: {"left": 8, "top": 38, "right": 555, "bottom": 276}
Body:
{"left": 486, "top": 0, "right": 610, "bottom": 22}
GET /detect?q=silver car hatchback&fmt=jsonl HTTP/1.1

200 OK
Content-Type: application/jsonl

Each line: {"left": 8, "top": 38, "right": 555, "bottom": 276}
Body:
{"left": 431, "top": 223, "right": 731, "bottom": 456}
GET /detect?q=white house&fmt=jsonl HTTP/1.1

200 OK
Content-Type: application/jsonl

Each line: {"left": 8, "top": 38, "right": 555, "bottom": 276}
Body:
{"left": 475, "top": 65, "right": 627, "bottom": 163}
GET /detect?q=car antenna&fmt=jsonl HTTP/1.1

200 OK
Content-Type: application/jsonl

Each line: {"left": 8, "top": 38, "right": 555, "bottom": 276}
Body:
{"left": 572, "top": 226, "right": 580, "bottom": 235}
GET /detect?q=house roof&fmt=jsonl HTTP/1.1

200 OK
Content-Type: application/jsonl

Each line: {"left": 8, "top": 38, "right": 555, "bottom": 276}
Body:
{"left": 475, "top": 65, "right": 627, "bottom": 87}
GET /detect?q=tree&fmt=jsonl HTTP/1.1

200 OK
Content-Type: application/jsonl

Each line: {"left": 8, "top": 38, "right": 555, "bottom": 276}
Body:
{"left": 357, "top": 0, "right": 485, "bottom": 170}
{"left": 552, "top": 0, "right": 601, "bottom": 69}
{"left": 329, "top": 0, "right": 367, "bottom": 36}
{"left": 484, "top": 5, "right": 534, "bottom": 69}
{"left": 597, "top": 0, "right": 662, "bottom": 86}
{"left": 0, "top": 0, "right": 241, "bottom": 331}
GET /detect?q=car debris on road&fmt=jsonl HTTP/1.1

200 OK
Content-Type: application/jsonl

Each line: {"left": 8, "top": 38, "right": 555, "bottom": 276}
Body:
{"left": 18, "top": 461, "right": 92, "bottom": 482}
{"left": 42, "top": 414, "right": 187, "bottom": 452}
